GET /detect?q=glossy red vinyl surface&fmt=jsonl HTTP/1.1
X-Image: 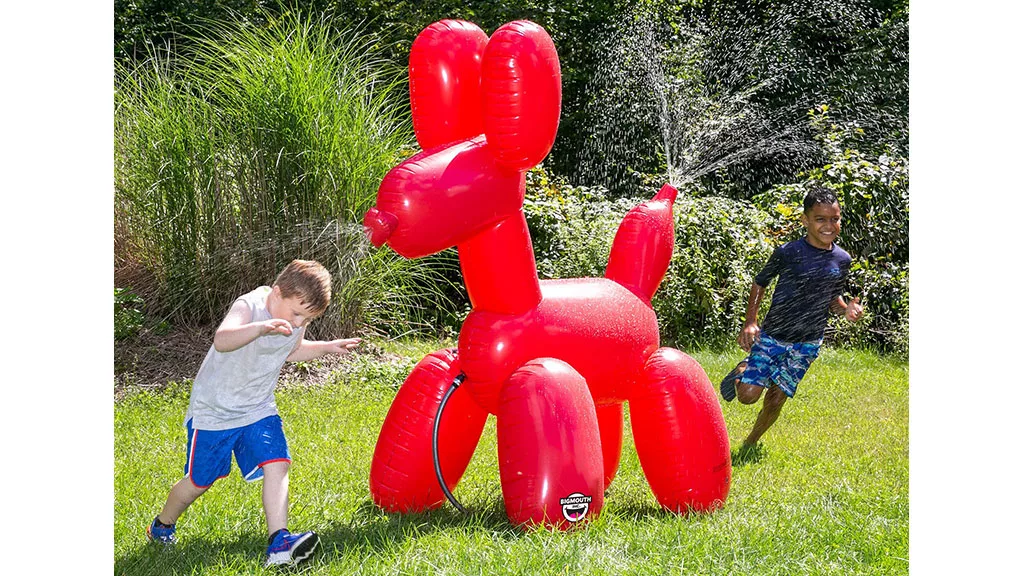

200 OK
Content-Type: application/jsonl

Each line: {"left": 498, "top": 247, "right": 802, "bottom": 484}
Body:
{"left": 630, "top": 348, "right": 732, "bottom": 513}
{"left": 367, "top": 136, "right": 523, "bottom": 259}
{"left": 409, "top": 20, "right": 488, "bottom": 151}
{"left": 606, "top": 184, "right": 679, "bottom": 303}
{"left": 369, "top": 350, "right": 488, "bottom": 512}
{"left": 482, "top": 21, "right": 561, "bottom": 170}
{"left": 366, "top": 19, "right": 731, "bottom": 531}
{"left": 458, "top": 277, "right": 660, "bottom": 414}
{"left": 497, "top": 358, "right": 604, "bottom": 529}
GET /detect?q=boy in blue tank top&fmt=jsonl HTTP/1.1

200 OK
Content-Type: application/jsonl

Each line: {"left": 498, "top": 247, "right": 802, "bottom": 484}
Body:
{"left": 720, "top": 186, "right": 865, "bottom": 457}
{"left": 145, "top": 260, "right": 361, "bottom": 567}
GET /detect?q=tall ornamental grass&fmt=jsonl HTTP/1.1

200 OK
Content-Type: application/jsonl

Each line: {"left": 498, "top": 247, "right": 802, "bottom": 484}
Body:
{"left": 114, "top": 12, "right": 456, "bottom": 337}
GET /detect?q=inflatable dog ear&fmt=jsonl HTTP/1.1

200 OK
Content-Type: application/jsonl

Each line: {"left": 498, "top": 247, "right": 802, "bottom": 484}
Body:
{"left": 482, "top": 21, "right": 562, "bottom": 171}
{"left": 409, "top": 20, "right": 489, "bottom": 151}
{"left": 409, "top": 19, "right": 561, "bottom": 169}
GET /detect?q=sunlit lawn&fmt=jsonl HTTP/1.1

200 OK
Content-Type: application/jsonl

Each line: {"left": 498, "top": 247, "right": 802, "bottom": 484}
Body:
{"left": 114, "top": 342, "right": 907, "bottom": 575}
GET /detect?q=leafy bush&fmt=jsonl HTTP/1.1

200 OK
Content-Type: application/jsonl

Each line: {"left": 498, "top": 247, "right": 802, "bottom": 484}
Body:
{"left": 114, "top": 288, "right": 146, "bottom": 341}
{"left": 115, "top": 0, "right": 276, "bottom": 59}
{"left": 525, "top": 154, "right": 908, "bottom": 356}
{"left": 116, "top": 1, "right": 908, "bottom": 205}
{"left": 525, "top": 168, "right": 636, "bottom": 281}
{"left": 524, "top": 168, "right": 778, "bottom": 349}
{"left": 829, "top": 259, "right": 909, "bottom": 356}
{"left": 656, "top": 195, "right": 778, "bottom": 348}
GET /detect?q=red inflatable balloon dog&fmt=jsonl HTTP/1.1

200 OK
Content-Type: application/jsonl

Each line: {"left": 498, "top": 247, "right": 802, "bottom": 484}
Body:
{"left": 364, "top": 19, "right": 731, "bottom": 530}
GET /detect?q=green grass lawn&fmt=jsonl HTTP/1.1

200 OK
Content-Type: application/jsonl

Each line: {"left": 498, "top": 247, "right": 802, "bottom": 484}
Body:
{"left": 114, "top": 343, "right": 907, "bottom": 575}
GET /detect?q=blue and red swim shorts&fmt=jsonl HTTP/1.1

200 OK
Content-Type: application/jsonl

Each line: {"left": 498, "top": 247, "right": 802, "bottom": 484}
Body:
{"left": 183, "top": 415, "right": 291, "bottom": 488}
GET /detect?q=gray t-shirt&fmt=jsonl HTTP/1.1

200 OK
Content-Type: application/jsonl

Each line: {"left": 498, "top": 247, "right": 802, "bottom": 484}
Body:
{"left": 185, "top": 286, "right": 304, "bottom": 430}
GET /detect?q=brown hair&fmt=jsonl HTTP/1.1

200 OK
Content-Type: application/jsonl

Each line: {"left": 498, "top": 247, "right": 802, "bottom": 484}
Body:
{"left": 273, "top": 260, "right": 332, "bottom": 315}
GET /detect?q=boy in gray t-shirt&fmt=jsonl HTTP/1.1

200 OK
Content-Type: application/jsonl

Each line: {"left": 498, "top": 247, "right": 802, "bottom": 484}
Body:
{"left": 146, "top": 260, "right": 360, "bottom": 567}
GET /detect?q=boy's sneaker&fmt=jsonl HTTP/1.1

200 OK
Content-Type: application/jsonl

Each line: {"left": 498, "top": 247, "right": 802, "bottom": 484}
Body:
{"left": 266, "top": 529, "right": 319, "bottom": 567}
{"left": 720, "top": 361, "right": 746, "bottom": 402}
{"left": 146, "top": 516, "right": 177, "bottom": 544}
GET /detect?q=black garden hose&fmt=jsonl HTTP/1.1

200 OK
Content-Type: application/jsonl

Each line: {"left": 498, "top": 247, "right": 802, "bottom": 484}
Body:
{"left": 433, "top": 372, "right": 468, "bottom": 514}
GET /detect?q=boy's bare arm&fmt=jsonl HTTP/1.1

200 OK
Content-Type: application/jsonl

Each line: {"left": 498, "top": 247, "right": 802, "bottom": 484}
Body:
{"left": 738, "top": 283, "right": 766, "bottom": 352}
{"left": 286, "top": 338, "right": 362, "bottom": 362}
{"left": 213, "top": 300, "right": 295, "bottom": 353}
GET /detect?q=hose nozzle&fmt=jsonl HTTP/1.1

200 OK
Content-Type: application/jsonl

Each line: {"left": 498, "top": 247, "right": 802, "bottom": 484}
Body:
{"left": 363, "top": 207, "right": 398, "bottom": 247}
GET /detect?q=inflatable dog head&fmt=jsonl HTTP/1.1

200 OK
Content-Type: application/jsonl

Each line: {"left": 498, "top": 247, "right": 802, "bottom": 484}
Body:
{"left": 364, "top": 20, "right": 561, "bottom": 258}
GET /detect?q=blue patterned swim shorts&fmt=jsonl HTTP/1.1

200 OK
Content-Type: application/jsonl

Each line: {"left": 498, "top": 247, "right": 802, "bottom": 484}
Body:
{"left": 739, "top": 334, "right": 822, "bottom": 398}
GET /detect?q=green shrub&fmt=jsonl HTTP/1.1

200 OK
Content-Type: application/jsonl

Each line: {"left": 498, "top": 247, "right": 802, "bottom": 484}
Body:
{"left": 525, "top": 168, "right": 636, "bottom": 281}
{"left": 115, "top": 0, "right": 274, "bottom": 60}
{"left": 828, "top": 259, "right": 909, "bottom": 357}
{"left": 656, "top": 195, "right": 778, "bottom": 348}
{"left": 114, "top": 287, "right": 146, "bottom": 341}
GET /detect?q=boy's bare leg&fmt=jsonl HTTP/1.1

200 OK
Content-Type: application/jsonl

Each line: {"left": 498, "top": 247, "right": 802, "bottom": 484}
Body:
{"left": 743, "top": 384, "right": 788, "bottom": 447}
{"left": 158, "top": 478, "right": 209, "bottom": 524}
{"left": 261, "top": 461, "right": 290, "bottom": 536}
{"left": 735, "top": 380, "right": 764, "bottom": 405}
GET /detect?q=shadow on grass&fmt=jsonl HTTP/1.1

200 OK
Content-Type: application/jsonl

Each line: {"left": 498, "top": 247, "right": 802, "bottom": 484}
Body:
{"left": 604, "top": 492, "right": 731, "bottom": 525}
{"left": 115, "top": 498, "right": 520, "bottom": 575}
{"left": 603, "top": 500, "right": 668, "bottom": 522}
{"left": 117, "top": 492, "right": 735, "bottom": 574}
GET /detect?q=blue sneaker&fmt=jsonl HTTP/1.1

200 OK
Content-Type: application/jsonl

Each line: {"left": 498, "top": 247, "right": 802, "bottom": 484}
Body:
{"left": 146, "top": 516, "right": 176, "bottom": 544}
{"left": 265, "top": 529, "right": 319, "bottom": 567}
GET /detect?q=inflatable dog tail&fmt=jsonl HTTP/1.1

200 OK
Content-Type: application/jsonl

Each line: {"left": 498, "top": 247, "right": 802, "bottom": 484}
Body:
{"left": 605, "top": 184, "right": 678, "bottom": 304}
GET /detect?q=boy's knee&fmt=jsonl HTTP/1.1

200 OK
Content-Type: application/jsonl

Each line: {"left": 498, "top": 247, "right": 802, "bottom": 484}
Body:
{"left": 736, "top": 384, "right": 763, "bottom": 405}
{"left": 178, "top": 477, "right": 212, "bottom": 499}
{"left": 261, "top": 460, "right": 290, "bottom": 476}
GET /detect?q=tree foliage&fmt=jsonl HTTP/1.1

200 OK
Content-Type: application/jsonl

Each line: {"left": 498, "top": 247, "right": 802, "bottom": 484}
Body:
{"left": 114, "top": 1, "right": 909, "bottom": 350}
{"left": 115, "top": 0, "right": 279, "bottom": 59}
{"left": 115, "top": 1, "right": 907, "bottom": 200}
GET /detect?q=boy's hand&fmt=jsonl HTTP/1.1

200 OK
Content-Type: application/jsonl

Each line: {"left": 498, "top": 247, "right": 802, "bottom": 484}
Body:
{"left": 260, "top": 319, "right": 294, "bottom": 336}
{"left": 845, "top": 296, "right": 864, "bottom": 323}
{"left": 738, "top": 323, "right": 760, "bottom": 352}
{"left": 323, "top": 338, "right": 362, "bottom": 355}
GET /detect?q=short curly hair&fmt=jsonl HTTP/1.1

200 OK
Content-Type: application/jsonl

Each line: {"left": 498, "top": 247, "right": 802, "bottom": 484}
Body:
{"left": 273, "top": 260, "right": 332, "bottom": 315}
{"left": 803, "top": 184, "right": 840, "bottom": 214}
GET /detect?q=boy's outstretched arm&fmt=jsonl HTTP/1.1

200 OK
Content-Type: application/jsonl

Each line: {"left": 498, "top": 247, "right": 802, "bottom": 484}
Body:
{"left": 738, "top": 283, "right": 766, "bottom": 352}
{"left": 286, "top": 337, "right": 362, "bottom": 363}
{"left": 831, "top": 295, "right": 865, "bottom": 322}
{"left": 213, "top": 299, "right": 295, "bottom": 352}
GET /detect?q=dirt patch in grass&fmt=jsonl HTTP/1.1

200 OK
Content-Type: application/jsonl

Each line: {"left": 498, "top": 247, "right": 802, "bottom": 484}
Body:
{"left": 114, "top": 324, "right": 210, "bottom": 399}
